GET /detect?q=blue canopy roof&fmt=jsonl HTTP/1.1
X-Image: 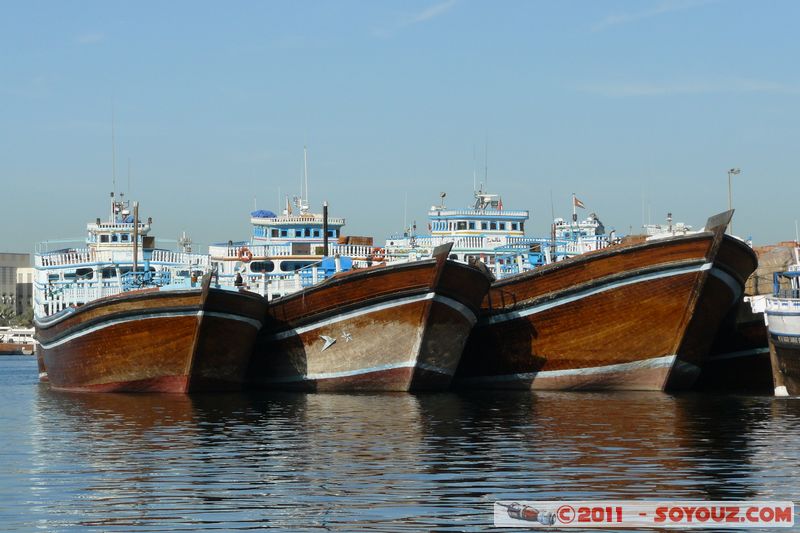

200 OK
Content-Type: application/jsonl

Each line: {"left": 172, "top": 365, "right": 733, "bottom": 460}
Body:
{"left": 251, "top": 210, "right": 277, "bottom": 218}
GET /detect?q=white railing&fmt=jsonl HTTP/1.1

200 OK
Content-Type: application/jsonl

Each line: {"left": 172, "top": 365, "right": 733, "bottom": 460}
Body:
{"left": 210, "top": 243, "right": 374, "bottom": 259}
{"left": 87, "top": 222, "right": 149, "bottom": 231}
{"left": 149, "top": 250, "right": 209, "bottom": 266}
{"left": 328, "top": 244, "right": 373, "bottom": 257}
{"left": 428, "top": 208, "right": 528, "bottom": 218}
{"left": 251, "top": 215, "right": 345, "bottom": 225}
{"left": 36, "top": 248, "right": 208, "bottom": 268}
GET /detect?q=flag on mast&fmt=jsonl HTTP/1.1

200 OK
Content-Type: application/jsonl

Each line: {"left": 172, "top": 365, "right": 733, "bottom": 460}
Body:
{"left": 573, "top": 196, "right": 585, "bottom": 209}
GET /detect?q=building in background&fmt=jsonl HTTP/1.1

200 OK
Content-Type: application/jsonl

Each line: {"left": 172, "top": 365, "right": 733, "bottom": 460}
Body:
{"left": 16, "top": 267, "right": 34, "bottom": 315}
{"left": 0, "top": 253, "right": 32, "bottom": 316}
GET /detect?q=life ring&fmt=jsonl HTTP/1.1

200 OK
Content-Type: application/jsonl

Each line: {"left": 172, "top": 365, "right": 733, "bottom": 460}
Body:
{"left": 238, "top": 247, "right": 253, "bottom": 263}
{"left": 372, "top": 247, "right": 385, "bottom": 262}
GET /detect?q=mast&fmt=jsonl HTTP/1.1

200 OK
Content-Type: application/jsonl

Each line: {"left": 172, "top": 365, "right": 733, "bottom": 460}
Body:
{"left": 304, "top": 145, "right": 309, "bottom": 209}
{"left": 323, "top": 201, "right": 329, "bottom": 256}
{"left": 112, "top": 109, "right": 117, "bottom": 201}
{"left": 572, "top": 193, "right": 577, "bottom": 223}
{"left": 133, "top": 201, "right": 139, "bottom": 273}
{"left": 484, "top": 134, "right": 488, "bottom": 190}
{"left": 472, "top": 144, "right": 477, "bottom": 194}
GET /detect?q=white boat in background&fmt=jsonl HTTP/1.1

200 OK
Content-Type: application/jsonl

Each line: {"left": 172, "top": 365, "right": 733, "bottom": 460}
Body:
{"left": 34, "top": 193, "right": 209, "bottom": 318}
{"left": 33, "top": 193, "right": 267, "bottom": 393}
{"left": 383, "top": 188, "right": 616, "bottom": 278}
{"left": 0, "top": 327, "right": 36, "bottom": 355}
{"left": 208, "top": 148, "right": 376, "bottom": 299}
{"left": 763, "top": 245, "right": 800, "bottom": 396}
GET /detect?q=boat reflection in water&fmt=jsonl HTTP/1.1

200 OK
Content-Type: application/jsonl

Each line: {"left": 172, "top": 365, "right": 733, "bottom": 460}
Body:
{"left": 27, "top": 384, "right": 800, "bottom": 531}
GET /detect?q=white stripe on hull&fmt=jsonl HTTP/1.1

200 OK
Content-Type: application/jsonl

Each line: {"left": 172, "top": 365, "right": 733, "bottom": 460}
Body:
{"left": 268, "top": 292, "right": 476, "bottom": 341}
{"left": 766, "top": 311, "right": 800, "bottom": 337}
{"left": 708, "top": 266, "right": 743, "bottom": 305}
{"left": 457, "top": 354, "right": 682, "bottom": 385}
{"left": 483, "top": 262, "right": 716, "bottom": 326}
{"left": 38, "top": 310, "right": 262, "bottom": 350}
{"left": 775, "top": 385, "right": 790, "bottom": 397}
{"left": 261, "top": 359, "right": 453, "bottom": 384}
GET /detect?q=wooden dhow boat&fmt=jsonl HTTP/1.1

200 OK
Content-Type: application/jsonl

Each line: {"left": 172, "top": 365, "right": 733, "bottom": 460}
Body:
{"left": 764, "top": 246, "right": 800, "bottom": 396}
{"left": 455, "top": 210, "right": 758, "bottom": 391}
{"left": 35, "top": 276, "right": 267, "bottom": 393}
{"left": 248, "top": 243, "right": 492, "bottom": 391}
{"left": 33, "top": 195, "right": 268, "bottom": 393}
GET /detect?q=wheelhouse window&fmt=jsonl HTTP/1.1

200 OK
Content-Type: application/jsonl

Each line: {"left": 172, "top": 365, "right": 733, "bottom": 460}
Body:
{"left": 271, "top": 229, "right": 279, "bottom": 238}
{"left": 100, "top": 235, "right": 110, "bottom": 243}
{"left": 456, "top": 221, "right": 467, "bottom": 230}
{"left": 490, "top": 222, "right": 497, "bottom": 230}
{"left": 280, "top": 229, "right": 288, "bottom": 237}
{"left": 304, "top": 228, "right": 311, "bottom": 237}
{"left": 121, "top": 234, "right": 129, "bottom": 242}
{"left": 468, "top": 222, "right": 475, "bottom": 230}
{"left": 511, "top": 223, "right": 518, "bottom": 231}
{"left": 499, "top": 222, "right": 506, "bottom": 230}
{"left": 250, "top": 261, "right": 275, "bottom": 273}
{"left": 481, "top": 222, "right": 487, "bottom": 230}
{"left": 313, "top": 229, "right": 320, "bottom": 237}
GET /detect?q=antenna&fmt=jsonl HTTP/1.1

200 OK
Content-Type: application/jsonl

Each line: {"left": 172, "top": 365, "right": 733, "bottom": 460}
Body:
{"left": 641, "top": 187, "right": 645, "bottom": 229}
{"left": 304, "top": 145, "right": 309, "bottom": 207}
{"left": 484, "top": 133, "right": 488, "bottom": 190}
{"left": 127, "top": 158, "right": 131, "bottom": 197}
{"left": 472, "top": 144, "right": 477, "bottom": 193}
{"left": 111, "top": 107, "right": 117, "bottom": 198}
{"left": 404, "top": 192, "right": 408, "bottom": 234}
{"left": 795, "top": 219, "right": 799, "bottom": 244}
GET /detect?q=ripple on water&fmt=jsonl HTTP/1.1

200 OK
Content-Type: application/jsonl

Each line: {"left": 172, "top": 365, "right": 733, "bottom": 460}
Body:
{"left": 0, "top": 359, "right": 798, "bottom": 530}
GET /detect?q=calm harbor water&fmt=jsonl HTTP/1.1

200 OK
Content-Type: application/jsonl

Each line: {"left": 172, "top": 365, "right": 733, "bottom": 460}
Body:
{"left": 1, "top": 356, "right": 799, "bottom": 532}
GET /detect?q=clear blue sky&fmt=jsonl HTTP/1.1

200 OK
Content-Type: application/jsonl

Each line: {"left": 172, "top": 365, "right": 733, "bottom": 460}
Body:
{"left": 2, "top": 0, "right": 799, "bottom": 253}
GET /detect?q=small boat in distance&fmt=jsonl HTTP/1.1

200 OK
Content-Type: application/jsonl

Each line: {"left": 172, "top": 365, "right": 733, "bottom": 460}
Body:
{"left": 455, "top": 210, "right": 758, "bottom": 391}
{"left": 0, "top": 327, "right": 36, "bottom": 355}
{"left": 764, "top": 245, "right": 800, "bottom": 396}
{"left": 248, "top": 243, "right": 493, "bottom": 391}
{"left": 34, "top": 196, "right": 268, "bottom": 393}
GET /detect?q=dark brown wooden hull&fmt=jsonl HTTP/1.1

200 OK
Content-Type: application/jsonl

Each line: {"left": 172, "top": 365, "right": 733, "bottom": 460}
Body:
{"left": 35, "top": 283, "right": 267, "bottom": 393}
{"left": 249, "top": 256, "right": 492, "bottom": 392}
{"left": 455, "top": 224, "right": 757, "bottom": 391}
{"left": 693, "top": 299, "right": 771, "bottom": 392}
